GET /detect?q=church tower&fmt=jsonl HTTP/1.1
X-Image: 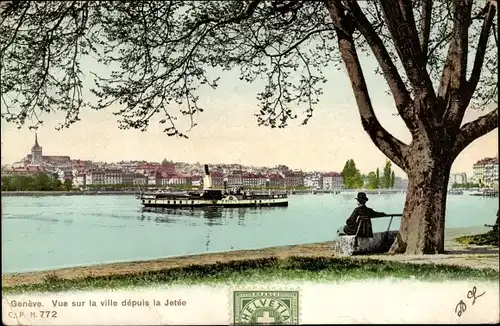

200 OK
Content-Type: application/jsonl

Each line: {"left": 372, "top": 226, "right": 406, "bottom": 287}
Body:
{"left": 31, "top": 132, "right": 43, "bottom": 165}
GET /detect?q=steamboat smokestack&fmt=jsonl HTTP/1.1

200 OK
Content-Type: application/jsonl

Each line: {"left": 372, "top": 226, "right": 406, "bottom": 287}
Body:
{"left": 203, "top": 164, "right": 212, "bottom": 190}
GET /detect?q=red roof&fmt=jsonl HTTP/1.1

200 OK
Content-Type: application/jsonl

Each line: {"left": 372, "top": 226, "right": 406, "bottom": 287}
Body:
{"left": 284, "top": 171, "right": 304, "bottom": 177}
{"left": 267, "top": 173, "right": 284, "bottom": 180}
{"left": 158, "top": 172, "right": 189, "bottom": 179}
{"left": 243, "top": 172, "right": 266, "bottom": 178}
{"left": 475, "top": 157, "right": 499, "bottom": 165}
{"left": 136, "top": 163, "right": 160, "bottom": 169}
{"left": 12, "top": 166, "right": 47, "bottom": 172}
{"left": 323, "top": 172, "right": 341, "bottom": 177}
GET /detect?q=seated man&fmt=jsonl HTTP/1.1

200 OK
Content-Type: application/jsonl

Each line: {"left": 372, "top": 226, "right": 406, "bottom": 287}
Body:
{"left": 337, "top": 192, "right": 387, "bottom": 236}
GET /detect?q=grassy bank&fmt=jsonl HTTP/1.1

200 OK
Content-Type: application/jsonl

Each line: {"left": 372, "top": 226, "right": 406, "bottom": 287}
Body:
{"left": 3, "top": 256, "right": 498, "bottom": 295}
{"left": 455, "top": 230, "right": 499, "bottom": 247}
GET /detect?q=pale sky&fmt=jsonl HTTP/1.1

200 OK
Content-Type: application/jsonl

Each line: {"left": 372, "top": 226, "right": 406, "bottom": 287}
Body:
{"left": 1, "top": 48, "right": 497, "bottom": 178}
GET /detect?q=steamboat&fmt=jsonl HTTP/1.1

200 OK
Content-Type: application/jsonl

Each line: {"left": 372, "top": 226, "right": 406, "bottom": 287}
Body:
{"left": 139, "top": 165, "right": 288, "bottom": 208}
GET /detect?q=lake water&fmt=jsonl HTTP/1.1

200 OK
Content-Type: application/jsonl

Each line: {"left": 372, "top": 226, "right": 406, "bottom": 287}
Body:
{"left": 2, "top": 193, "right": 498, "bottom": 274}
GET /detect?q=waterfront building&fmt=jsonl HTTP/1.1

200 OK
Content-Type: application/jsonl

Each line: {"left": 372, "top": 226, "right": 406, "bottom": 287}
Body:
{"left": 104, "top": 169, "right": 122, "bottom": 185}
{"left": 73, "top": 173, "right": 86, "bottom": 188}
{"left": 53, "top": 169, "right": 73, "bottom": 183}
{"left": 122, "top": 172, "right": 135, "bottom": 185}
{"left": 191, "top": 175, "right": 203, "bottom": 187}
{"left": 267, "top": 173, "right": 285, "bottom": 188}
{"left": 133, "top": 173, "right": 148, "bottom": 185}
{"left": 393, "top": 177, "right": 408, "bottom": 189}
{"left": 473, "top": 157, "right": 498, "bottom": 186}
{"left": 322, "top": 172, "right": 343, "bottom": 190}
{"left": 168, "top": 174, "right": 192, "bottom": 186}
{"left": 483, "top": 159, "right": 499, "bottom": 188}
{"left": 62, "top": 171, "right": 73, "bottom": 184}
{"left": 304, "top": 173, "right": 323, "bottom": 190}
{"left": 155, "top": 171, "right": 192, "bottom": 186}
{"left": 152, "top": 171, "right": 162, "bottom": 186}
{"left": 88, "top": 170, "right": 105, "bottom": 185}
{"left": 227, "top": 173, "right": 243, "bottom": 187}
{"left": 450, "top": 173, "right": 468, "bottom": 185}
{"left": 283, "top": 171, "right": 305, "bottom": 188}
{"left": 145, "top": 172, "right": 156, "bottom": 185}
{"left": 208, "top": 171, "right": 224, "bottom": 187}
{"left": 242, "top": 173, "right": 267, "bottom": 187}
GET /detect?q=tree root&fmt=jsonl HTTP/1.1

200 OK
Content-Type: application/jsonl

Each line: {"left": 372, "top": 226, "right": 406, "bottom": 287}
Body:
{"left": 389, "top": 233, "right": 407, "bottom": 254}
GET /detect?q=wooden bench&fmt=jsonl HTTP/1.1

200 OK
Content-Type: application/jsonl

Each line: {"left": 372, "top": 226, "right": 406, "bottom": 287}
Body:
{"left": 334, "top": 215, "right": 399, "bottom": 256}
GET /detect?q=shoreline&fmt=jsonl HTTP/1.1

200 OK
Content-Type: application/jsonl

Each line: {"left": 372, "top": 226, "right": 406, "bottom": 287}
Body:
{"left": 3, "top": 189, "right": 498, "bottom": 197}
{"left": 3, "top": 231, "right": 498, "bottom": 287}
{"left": 1, "top": 191, "right": 139, "bottom": 197}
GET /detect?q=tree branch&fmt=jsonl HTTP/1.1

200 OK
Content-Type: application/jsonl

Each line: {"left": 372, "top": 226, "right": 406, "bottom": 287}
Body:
{"left": 0, "top": 1, "right": 31, "bottom": 54}
{"left": 264, "top": 28, "right": 333, "bottom": 58}
{"left": 453, "top": 108, "right": 498, "bottom": 157}
{"left": 326, "top": 0, "right": 409, "bottom": 171}
{"left": 419, "top": 0, "right": 433, "bottom": 66}
{"left": 377, "top": 0, "right": 437, "bottom": 102}
{"left": 463, "top": 0, "right": 497, "bottom": 108}
{"left": 343, "top": 0, "right": 418, "bottom": 136}
{"left": 437, "top": 0, "right": 473, "bottom": 126}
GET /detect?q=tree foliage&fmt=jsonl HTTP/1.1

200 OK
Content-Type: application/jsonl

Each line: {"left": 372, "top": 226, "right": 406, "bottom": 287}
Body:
{"left": 381, "top": 160, "right": 395, "bottom": 188}
{"left": 3, "top": 0, "right": 495, "bottom": 140}
{"left": 63, "top": 179, "right": 73, "bottom": 191}
{"left": 341, "top": 159, "right": 363, "bottom": 189}
{"left": 365, "top": 171, "right": 379, "bottom": 189}
{"left": 451, "top": 182, "right": 482, "bottom": 189}
{"left": 2, "top": 174, "right": 62, "bottom": 191}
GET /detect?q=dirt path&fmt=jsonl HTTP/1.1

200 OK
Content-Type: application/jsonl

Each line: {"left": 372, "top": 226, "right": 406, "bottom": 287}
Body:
{"left": 3, "top": 234, "right": 498, "bottom": 288}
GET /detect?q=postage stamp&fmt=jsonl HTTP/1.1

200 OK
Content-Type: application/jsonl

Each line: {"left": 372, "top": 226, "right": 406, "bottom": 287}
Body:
{"left": 232, "top": 291, "right": 299, "bottom": 325}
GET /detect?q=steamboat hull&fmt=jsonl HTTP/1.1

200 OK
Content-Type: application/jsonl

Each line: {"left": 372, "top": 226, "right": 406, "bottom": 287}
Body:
{"left": 140, "top": 197, "right": 288, "bottom": 208}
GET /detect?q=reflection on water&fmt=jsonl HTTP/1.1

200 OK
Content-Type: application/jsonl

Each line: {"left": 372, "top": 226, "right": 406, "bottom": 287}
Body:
{"left": 3, "top": 215, "right": 74, "bottom": 224}
{"left": 139, "top": 206, "right": 289, "bottom": 226}
{"left": 138, "top": 207, "right": 290, "bottom": 252}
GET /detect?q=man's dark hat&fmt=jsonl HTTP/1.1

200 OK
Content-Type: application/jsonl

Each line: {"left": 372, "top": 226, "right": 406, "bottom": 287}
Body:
{"left": 355, "top": 192, "right": 368, "bottom": 202}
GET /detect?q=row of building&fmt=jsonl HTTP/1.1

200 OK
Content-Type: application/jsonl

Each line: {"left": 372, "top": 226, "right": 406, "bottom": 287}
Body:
{"left": 12, "top": 133, "right": 500, "bottom": 190}
{"left": 2, "top": 165, "right": 411, "bottom": 190}
{"left": 472, "top": 157, "right": 499, "bottom": 187}
{"left": 448, "top": 157, "right": 499, "bottom": 188}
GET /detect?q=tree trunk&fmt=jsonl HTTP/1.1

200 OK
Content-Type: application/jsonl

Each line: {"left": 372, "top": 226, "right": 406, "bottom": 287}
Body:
{"left": 389, "top": 148, "right": 452, "bottom": 255}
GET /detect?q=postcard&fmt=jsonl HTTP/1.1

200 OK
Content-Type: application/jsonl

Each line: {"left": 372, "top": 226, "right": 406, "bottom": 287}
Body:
{"left": 1, "top": 0, "right": 499, "bottom": 325}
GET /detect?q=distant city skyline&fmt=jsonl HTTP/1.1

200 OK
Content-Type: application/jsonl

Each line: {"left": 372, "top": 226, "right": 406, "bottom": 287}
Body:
{"left": 1, "top": 122, "right": 496, "bottom": 178}
{"left": 1, "top": 55, "right": 497, "bottom": 177}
